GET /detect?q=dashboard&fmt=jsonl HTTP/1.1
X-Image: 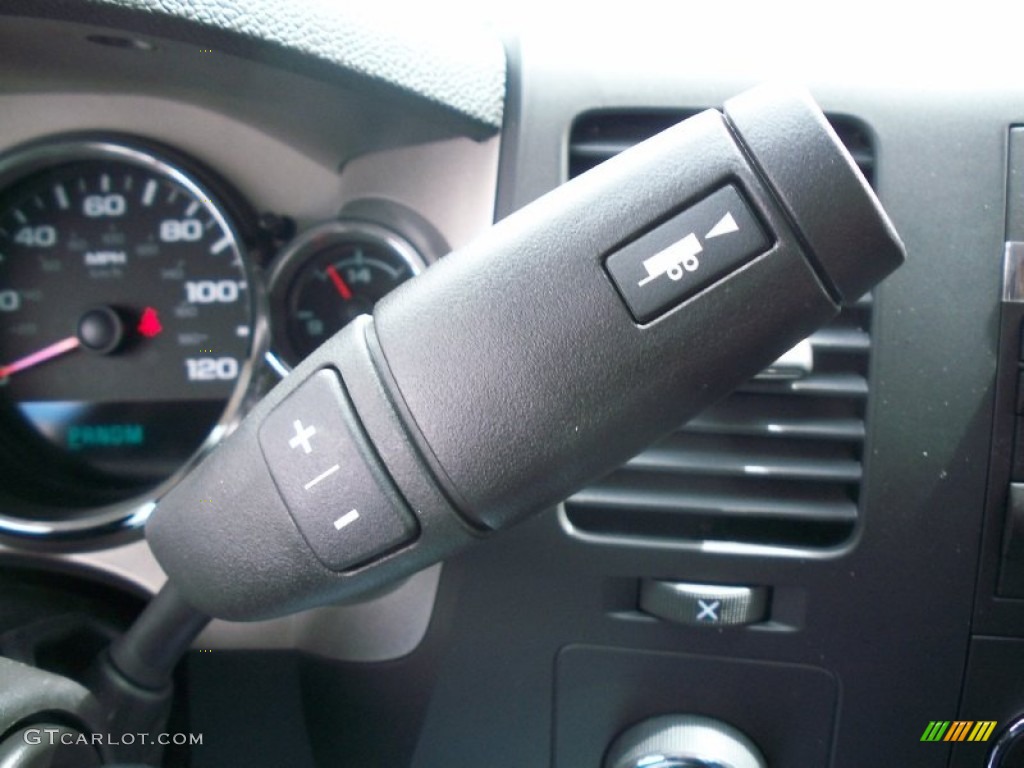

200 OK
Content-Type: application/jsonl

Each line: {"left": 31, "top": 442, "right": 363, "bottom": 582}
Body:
{"left": 0, "top": 2, "right": 1023, "bottom": 767}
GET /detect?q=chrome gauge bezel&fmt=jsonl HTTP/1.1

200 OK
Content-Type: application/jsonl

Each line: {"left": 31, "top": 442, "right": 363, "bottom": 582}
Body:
{"left": 266, "top": 219, "right": 426, "bottom": 374}
{"left": 0, "top": 135, "right": 269, "bottom": 543}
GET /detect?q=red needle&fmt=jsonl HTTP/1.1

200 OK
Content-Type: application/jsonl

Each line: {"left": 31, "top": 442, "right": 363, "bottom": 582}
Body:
{"left": 0, "top": 336, "right": 81, "bottom": 380}
{"left": 326, "top": 265, "right": 354, "bottom": 300}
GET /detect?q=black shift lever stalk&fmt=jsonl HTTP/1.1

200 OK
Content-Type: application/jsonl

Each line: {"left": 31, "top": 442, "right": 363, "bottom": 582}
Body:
{"left": 143, "top": 83, "right": 904, "bottom": 622}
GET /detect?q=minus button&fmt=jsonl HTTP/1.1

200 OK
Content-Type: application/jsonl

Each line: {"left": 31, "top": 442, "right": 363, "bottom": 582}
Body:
{"left": 334, "top": 509, "right": 360, "bottom": 530}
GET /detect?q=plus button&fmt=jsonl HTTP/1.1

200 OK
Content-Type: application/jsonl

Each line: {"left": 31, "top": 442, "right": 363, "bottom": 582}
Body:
{"left": 288, "top": 419, "right": 317, "bottom": 454}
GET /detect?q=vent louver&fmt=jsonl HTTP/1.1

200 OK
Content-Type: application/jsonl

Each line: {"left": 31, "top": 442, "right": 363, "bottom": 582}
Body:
{"left": 563, "top": 109, "right": 876, "bottom": 549}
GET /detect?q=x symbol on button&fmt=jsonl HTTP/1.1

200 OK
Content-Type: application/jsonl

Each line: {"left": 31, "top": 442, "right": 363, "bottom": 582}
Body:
{"left": 696, "top": 599, "right": 721, "bottom": 622}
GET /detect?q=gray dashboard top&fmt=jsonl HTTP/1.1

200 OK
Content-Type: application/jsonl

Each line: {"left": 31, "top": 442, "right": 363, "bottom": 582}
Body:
{"left": 0, "top": 0, "right": 505, "bottom": 136}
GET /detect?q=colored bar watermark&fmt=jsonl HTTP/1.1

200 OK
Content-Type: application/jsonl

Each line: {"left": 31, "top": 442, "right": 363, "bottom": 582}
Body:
{"left": 920, "top": 720, "right": 997, "bottom": 742}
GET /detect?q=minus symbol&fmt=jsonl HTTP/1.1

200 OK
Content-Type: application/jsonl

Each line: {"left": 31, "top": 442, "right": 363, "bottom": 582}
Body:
{"left": 304, "top": 463, "right": 339, "bottom": 490}
{"left": 333, "top": 509, "right": 360, "bottom": 531}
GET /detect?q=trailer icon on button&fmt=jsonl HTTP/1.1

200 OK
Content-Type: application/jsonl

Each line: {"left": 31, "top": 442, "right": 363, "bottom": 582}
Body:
{"left": 638, "top": 233, "right": 702, "bottom": 286}
{"left": 605, "top": 184, "right": 771, "bottom": 323}
{"left": 637, "top": 208, "right": 746, "bottom": 287}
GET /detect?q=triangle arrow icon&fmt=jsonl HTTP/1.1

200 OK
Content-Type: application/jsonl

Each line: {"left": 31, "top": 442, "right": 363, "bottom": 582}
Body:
{"left": 705, "top": 211, "right": 739, "bottom": 240}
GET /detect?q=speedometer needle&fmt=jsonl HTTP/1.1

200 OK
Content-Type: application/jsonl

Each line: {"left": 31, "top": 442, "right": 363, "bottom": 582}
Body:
{"left": 0, "top": 336, "right": 81, "bottom": 379}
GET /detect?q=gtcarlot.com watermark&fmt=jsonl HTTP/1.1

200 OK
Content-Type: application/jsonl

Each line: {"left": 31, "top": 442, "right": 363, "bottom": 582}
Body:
{"left": 23, "top": 728, "right": 202, "bottom": 747}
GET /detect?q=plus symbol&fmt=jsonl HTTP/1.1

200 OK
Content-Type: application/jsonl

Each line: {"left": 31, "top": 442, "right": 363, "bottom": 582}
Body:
{"left": 288, "top": 420, "right": 317, "bottom": 454}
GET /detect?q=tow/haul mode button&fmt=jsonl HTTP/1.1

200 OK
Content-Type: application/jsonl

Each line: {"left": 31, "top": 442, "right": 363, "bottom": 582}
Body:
{"left": 605, "top": 184, "right": 771, "bottom": 323}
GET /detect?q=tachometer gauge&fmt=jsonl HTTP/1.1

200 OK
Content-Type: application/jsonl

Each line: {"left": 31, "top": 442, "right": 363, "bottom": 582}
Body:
{"left": 0, "top": 137, "right": 262, "bottom": 538}
{"left": 268, "top": 221, "right": 424, "bottom": 368}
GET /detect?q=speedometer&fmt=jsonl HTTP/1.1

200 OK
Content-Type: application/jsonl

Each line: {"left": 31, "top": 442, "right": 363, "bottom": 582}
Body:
{"left": 0, "top": 137, "right": 261, "bottom": 537}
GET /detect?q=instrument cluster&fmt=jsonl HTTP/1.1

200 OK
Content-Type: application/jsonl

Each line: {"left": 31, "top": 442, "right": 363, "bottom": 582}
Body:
{"left": 0, "top": 134, "right": 435, "bottom": 542}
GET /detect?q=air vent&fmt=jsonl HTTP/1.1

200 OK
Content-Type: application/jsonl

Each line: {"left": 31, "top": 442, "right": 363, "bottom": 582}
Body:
{"left": 563, "top": 109, "right": 876, "bottom": 550}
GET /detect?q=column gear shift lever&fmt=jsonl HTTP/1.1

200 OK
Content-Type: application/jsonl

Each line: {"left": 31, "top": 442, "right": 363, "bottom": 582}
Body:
{"left": 145, "top": 83, "right": 904, "bottom": 622}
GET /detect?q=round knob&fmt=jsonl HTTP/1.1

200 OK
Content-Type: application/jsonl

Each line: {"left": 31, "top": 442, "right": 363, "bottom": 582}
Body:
{"left": 604, "top": 715, "right": 766, "bottom": 768}
{"left": 77, "top": 305, "right": 125, "bottom": 354}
